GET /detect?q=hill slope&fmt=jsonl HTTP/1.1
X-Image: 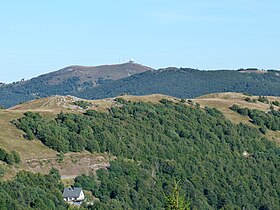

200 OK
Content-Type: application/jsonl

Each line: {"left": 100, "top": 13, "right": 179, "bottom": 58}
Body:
{"left": 0, "top": 62, "right": 152, "bottom": 108}
{"left": 5, "top": 94, "right": 279, "bottom": 209}
{"left": 0, "top": 96, "right": 115, "bottom": 180}
{"left": 78, "top": 68, "right": 280, "bottom": 100}
{"left": 194, "top": 92, "right": 280, "bottom": 145}
{"left": 0, "top": 95, "right": 174, "bottom": 178}
{"left": 1, "top": 93, "right": 279, "bottom": 164}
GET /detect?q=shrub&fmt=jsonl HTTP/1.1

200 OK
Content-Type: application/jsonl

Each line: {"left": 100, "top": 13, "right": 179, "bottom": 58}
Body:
{"left": 74, "top": 100, "right": 92, "bottom": 109}
{"left": 11, "top": 151, "right": 21, "bottom": 164}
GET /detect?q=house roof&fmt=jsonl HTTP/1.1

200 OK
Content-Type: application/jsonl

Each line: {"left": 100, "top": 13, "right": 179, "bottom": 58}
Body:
{"left": 63, "top": 187, "right": 83, "bottom": 198}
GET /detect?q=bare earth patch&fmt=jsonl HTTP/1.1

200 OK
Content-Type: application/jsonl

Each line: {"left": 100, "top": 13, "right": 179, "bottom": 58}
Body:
{"left": 24, "top": 152, "right": 112, "bottom": 178}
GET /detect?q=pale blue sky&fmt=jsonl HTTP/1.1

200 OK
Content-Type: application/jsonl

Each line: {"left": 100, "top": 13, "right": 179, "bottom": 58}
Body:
{"left": 0, "top": 0, "right": 279, "bottom": 83}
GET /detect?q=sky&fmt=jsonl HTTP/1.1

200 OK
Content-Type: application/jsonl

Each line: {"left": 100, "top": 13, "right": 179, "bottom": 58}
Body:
{"left": 0, "top": 0, "right": 279, "bottom": 83}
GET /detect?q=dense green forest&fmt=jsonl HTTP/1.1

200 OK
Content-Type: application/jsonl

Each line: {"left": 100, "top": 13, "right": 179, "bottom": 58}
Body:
{"left": 230, "top": 104, "right": 280, "bottom": 131}
{"left": 77, "top": 69, "right": 280, "bottom": 100}
{"left": 13, "top": 99, "right": 280, "bottom": 209}
{"left": 0, "top": 169, "right": 67, "bottom": 210}
{"left": 1, "top": 68, "right": 280, "bottom": 108}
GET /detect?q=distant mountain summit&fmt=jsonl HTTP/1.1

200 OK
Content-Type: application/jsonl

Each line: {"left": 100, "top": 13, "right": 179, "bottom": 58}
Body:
{"left": 0, "top": 62, "right": 153, "bottom": 108}
{"left": 42, "top": 62, "right": 153, "bottom": 86}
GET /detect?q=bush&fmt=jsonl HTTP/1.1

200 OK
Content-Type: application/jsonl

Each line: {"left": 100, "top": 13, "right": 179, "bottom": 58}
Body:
{"left": 74, "top": 100, "right": 92, "bottom": 109}
{"left": 11, "top": 151, "right": 21, "bottom": 164}
{"left": 56, "top": 152, "right": 64, "bottom": 163}
{"left": 259, "top": 126, "right": 267, "bottom": 134}
{"left": 229, "top": 104, "right": 240, "bottom": 112}
{"left": 180, "top": 98, "right": 186, "bottom": 103}
{"left": 244, "top": 97, "right": 256, "bottom": 103}
{"left": 0, "top": 148, "right": 7, "bottom": 161}
{"left": 0, "top": 166, "right": 5, "bottom": 178}
{"left": 4, "top": 153, "right": 15, "bottom": 165}
{"left": 0, "top": 148, "right": 20, "bottom": 165}
{"left": 272, "top": 101, "right": 280, "bottom": 106}
{"left": 187, "top": 99, "right": 194, "bottom": 105}
{"left": 258, "top": 96, "right": 269, "bottom": 104}
{"left": 242, "top": 92, "right": 252, "bottom": 96}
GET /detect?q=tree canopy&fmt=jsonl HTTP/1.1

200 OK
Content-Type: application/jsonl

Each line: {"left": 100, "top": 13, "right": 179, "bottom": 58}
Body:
{"left": 13, "top": 100, "right": 280, "bottom": 209}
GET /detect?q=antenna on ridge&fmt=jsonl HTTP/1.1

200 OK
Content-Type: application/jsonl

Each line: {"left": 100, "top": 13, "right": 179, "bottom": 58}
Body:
{"left": 129, "top": 58, "right": 134, "bottom": 63}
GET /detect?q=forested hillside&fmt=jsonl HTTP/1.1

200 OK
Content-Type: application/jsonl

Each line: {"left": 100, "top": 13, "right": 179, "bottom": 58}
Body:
{"left": 0, "top": 77, "right": 84, "bottom": 108}
{"left": 0, "top": 169, "right": 67, "bottom": 209}
{"left": 12, "top": 99, "right": 280, "bottom": 209}
{"left": 78, "top": 68, "right": 280, "bottom": 100}
{"left": 1, "top": 66, "right": 280, "bottom": 108}
{"left": 0, "top": 62, "right": 151, "bottom": 108}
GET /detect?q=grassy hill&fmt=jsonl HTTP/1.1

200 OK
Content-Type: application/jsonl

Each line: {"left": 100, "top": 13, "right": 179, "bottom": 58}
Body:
{"left": 0, "top": 94, "right": 173, "bottom": 178}
{"left": 0, "top": 96, "right": 118, "bottom": 180}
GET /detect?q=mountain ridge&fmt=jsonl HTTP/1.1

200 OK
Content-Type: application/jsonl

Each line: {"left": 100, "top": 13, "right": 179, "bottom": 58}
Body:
{"left": 0, "top": 62, "right": 153, "bottom": 108}
{"left": 40, "top": 62, "right": 153, "bottom": 85}
{"left": 77, "top": 67, "right": 280, "bottom": 100}
{"left": 1, "top": 63, "right": 280, "bottom": 108}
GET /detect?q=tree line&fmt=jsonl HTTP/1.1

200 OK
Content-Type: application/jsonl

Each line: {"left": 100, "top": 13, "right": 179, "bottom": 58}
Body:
{"left": 230, "top": 104, "right": 280, "bottom": 131}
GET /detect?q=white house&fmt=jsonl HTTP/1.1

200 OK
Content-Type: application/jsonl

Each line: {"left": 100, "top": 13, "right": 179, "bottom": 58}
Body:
{"left": 63, "top": 187, "right": 85, "bottom": 203}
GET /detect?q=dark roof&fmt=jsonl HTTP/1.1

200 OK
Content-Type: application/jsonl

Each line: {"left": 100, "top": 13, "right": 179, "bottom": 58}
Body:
{"left": 63, "top": 187, "right": 83, "bottom": 198}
